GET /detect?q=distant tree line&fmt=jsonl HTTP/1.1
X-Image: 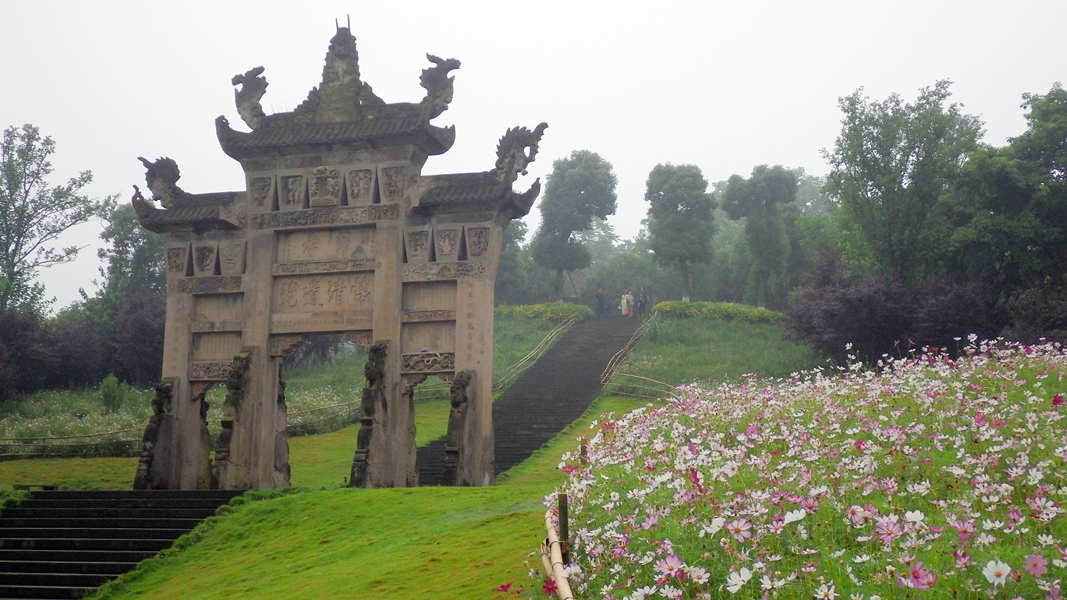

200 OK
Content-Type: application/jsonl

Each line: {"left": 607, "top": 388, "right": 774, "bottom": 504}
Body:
{"left": 498, "top": 81, "right": 1067, "bottom": 362}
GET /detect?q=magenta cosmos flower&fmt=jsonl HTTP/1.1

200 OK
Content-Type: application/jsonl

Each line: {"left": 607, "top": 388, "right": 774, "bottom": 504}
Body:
{"left": 725, "top": 518, "right": 753, "bottom": 543}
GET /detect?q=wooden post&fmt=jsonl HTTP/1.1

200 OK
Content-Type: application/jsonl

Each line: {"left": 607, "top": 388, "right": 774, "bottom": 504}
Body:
{"left": 558, "top": 493, "right": 569, "bottom": 565}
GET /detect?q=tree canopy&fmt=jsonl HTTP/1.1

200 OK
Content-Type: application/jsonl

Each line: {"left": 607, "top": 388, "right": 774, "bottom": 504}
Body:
{"left": 531, "top": 150, "right": 618, "bottom": 299}
{"left": 645, "top": 163, "right": 715, "bottom": 302}
{"left": 723, "top": 165, "right": 797, "bottom": 308}
{"left": 937, "top": 83, "right": 1067, "bottom": 326}
{"left": 824, "top": 81, "right": 982, "bottom": 282}
{"left": 0, "top": 124, "right": 113, "bottom": 313}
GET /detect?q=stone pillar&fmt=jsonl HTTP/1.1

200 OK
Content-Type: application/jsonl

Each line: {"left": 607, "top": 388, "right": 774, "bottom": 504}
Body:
{"left": 149, "top": 254, "right": 213, "bottom": 490}
{"left": 214, "top": 228, "right": 282, "bottom": 489}
{"left": 453, "top": 275, "right": 496, "bottom": 486}
{"left": 365, "top": 220, "right": 415, "bottom": 487}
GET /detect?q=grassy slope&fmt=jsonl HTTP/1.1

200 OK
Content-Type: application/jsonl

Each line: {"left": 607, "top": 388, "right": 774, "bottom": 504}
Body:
{"left": 96, "top": 396, "right": 651, "bottom": 600}
{"left": 621, "top": 317, "right": 824, "bottom": 385}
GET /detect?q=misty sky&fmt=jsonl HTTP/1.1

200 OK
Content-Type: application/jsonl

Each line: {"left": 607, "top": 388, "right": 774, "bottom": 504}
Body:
{"left": 3, "top": 0, "right": 1065, "bottom": 309}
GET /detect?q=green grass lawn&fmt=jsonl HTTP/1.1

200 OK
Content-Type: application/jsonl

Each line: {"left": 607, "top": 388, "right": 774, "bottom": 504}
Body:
{"left": 92, "top": 395, "right": 650, "bottom": 600}
{"left": 616, "top": 317, "right": 825, "bottom": 388}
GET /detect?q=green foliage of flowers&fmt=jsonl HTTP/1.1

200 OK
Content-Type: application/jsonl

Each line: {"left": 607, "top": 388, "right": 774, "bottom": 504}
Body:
{"left": 550, "top": 340, "right": 1067, "bottom": 599}
{"left": 495, "top": 302, "right": 593, "bottom": 322}
{"left": 651, "top": 301, "right": 784, "bottom": 323}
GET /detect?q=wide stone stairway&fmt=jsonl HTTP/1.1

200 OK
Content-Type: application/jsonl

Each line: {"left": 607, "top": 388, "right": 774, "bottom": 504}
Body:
{"left": 418, "top": 315, "right": 642, "bottom": 485}
{"left": 0, "top": 490, "right": 241, "bottom": 599}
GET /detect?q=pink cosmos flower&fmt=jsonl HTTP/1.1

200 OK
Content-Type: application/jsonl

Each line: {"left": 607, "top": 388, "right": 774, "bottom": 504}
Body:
{"left": 954, "top": 549, "right": 971, "bottom": 569}
{"left": 725, "top": 518, "right": 752, "bottom": 543}
{"left": 898, "top": 561, "right": 937, "bottom": 589}
{"left": 1053, "top": 393, "right": 1064, "bottom": 408}
{"left": 654, "top": 555, "right": 686, "bottom": 582}
{"left": 952, "top": 517, "right": 977, "bottom": 544}
{"left": 874, "top": 516, "right": 903, "bottom": 545}
{"left": 1023, "top": 553, "right": 1047, "bottom": 577}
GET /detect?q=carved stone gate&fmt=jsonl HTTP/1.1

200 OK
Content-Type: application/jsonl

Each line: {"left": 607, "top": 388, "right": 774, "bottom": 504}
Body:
{"left": 132, "top": 26, "right": 546, "bottom": 490}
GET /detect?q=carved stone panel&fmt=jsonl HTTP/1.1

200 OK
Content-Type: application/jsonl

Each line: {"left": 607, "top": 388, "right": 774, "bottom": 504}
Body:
{"left": 402, "top": 281, "right": 457, "bottom": 311}
{"left": 194, "top": 294, "right": 244, "bottom": 324}
{"left": 191, "top": 381, "right": 216, "bottom": 399}
{"left": 346, "top": 168, "right": 375, "bottom": 206}
{"left": 278, "top": 174, "right": 307, "bottom": 211}
{"left": 402, "top": 262, "right": 487, "bottom": 282}
{"left": 276, "top": 227, "right": 375, "bottom": 263}
{"left": 273, "top": 272, "right": 374, "bottom": 313}
{"left": 401, "top": 310, "right": 456, "bottom": 323}
{"left": 219, "top": 240, "right": 247, "bottom": 276}
{"left": 166, "top": 245, "right": 190, "bottom": 275}
{"left": 189, "top": 361, "right": 233, "bottom": 381}
{"left": 465, "top": 226, "right": 490, "bottom": 258}
{"left": 191, "top": 321, "right": 243, "bottom": 333}
{"left": 192, "top": 242, "right": 219, "bottom": 277}
{"left": 404, "top": 229, "right": 432, "bottom": 264}
{"left": 270, "top": 334, "right": 308, "bottom": 357}
{"left": 168, "top": 276, "right": 243, "bottom": 295}
{"left": 401, "top": 321, "right": 455, "bottom": 354}
{"left": 342, "top": 330, "right": 373, "bottom": 350}
{"left": 401, "top": 352, "right": 455, "bottom": 374}
{"left": 248, "top": 176, "right": 275, "bottom": 213}
{"left": 380, "top": 166, "right": 405, "bottom": 202}
{"left": 309, "top": 166, "right": 342, "bottom": 207}
{"left": 434, "top": 227, "right": 461, "bottom": 262}
{"left": 192, "top": 332, "right": 243, "bottom": 361}
{"left": 272, "top": 259, "right": 375, "bottom": 276}
{"left": 250, "top": 204, "right": 399, "bottom": 229}
{"left": 271, "top": 312, "right": 374, "bottom": 335}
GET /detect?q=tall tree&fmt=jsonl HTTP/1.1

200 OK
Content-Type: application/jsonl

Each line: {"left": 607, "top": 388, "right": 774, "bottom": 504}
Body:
{"left": 722, "top": 165, "right": 797, "bottom": 308}
{"left": 939, "top": 83, "right": 1067, "bottom": 327}
{"left": 95, "top": 203, "right": 166, "bottom": 303}
{"left": 645, "top": 163, "right": 715, "bottom": 302}
{"left": 0, "top": 124, "right": 114, "bottom": 312}
{"left": 531, "top": 150, "right": 618, "bottom": 300}
{"left": 824, "top": 81, "right": 982, "bottom": 282}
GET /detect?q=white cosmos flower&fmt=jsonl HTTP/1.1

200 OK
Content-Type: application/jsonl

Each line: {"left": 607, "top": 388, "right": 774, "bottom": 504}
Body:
{"left": 904, "top": 510, "right": 924, "bottom": 523}
{"left": 784, "top": 509, "right": 806, "bottom": 525}
{"left": 982, "top": 559, "right": 1010, "bottom": 587}
{"left": 725, "top": 568, "right": 752, "bottom": 594}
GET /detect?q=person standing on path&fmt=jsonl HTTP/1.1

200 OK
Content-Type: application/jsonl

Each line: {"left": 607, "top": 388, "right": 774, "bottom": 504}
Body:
{"left": 638, "top": 287, "right": 649, "bottom": 316}
{"left": 595, "top": 288, "right": 605, "bottom": 317}
{"left": 620, "top": 290, "right": 629, "bottom": 317}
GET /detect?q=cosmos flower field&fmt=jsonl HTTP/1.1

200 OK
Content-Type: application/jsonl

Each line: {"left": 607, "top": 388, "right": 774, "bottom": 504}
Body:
{"left": 545, "top": 339, "right": 1067, "bottom": 599}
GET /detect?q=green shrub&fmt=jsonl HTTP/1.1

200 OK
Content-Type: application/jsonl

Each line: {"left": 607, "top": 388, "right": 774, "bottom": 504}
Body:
{"left": 494, "top": 302, "right": 592, "bottom": 322}
{"left": 100, "top": 374, "right": 126, "bottom": 413}
{"left": 651, "top": 300, "right": 783, "bottom": 323}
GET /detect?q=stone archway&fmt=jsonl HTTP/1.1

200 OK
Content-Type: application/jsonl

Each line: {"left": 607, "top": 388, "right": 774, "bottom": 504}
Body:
{"left": 132, "top": 25, "right": 546, "bottom": 490}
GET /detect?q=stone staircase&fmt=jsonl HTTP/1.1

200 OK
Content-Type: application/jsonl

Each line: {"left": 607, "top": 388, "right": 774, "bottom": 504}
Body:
{"left": 418, "top": 316, "right": 642, "bottom": 484}
{"left": 0, "top": 490, "right": 242, "bottom": 599}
